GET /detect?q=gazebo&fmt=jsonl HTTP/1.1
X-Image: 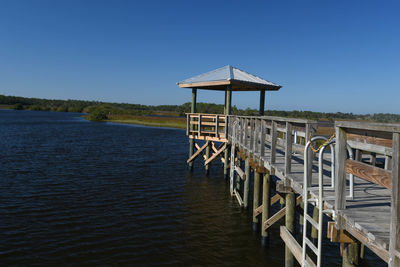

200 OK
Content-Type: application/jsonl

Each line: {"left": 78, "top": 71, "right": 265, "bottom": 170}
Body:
{"left": 178, "top": 65, "right": 282, "bottom": 174}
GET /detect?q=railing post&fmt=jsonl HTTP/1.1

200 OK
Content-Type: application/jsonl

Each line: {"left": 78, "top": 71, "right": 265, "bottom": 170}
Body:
{"left": 305, "top": 123, "right": 315, "bottom": 185}
{"left": 260, "top": 119, "right": 265, "bottom": 157}
{"left": 250, "top": 119, "right": 255, "bottom": 152}
{"left": 285, "top": 122, "right": 293, "bottom": 176}
{"left": 335, "top": 126, "right": 347, "bottom": 229}
{"left": 389, "top": 132, "right": 400, "bottom": 267}
{"left": 270, "top": 121, "right": 277, "bottom": 164}
{"left": 186, "top": 114, "right": 190, "bottom": 136}
{"left": 244, "top": 118, "right": 249, "bottom": 148}
{"left": 255, "top": 119, "right": 260, "bottom": 154}
{"left": 215, "top": 115, "right": 219, "bottom": 138}
{"left": 198, "top": 114, "right": 202, "bottom": 137}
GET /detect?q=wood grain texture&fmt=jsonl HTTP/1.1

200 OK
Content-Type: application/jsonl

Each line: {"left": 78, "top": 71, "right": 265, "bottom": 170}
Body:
{"left": 346, "top": 159, "right": 392, "bottom": 189}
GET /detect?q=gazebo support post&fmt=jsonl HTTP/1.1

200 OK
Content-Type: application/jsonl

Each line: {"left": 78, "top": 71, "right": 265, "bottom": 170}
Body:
{"left": 188, "top": 88, "right": 197, "bottom": 170}
{"left": 224, "top": 86, "right": 232, "bottom": 177}
{"left": 259, "top": 89, "right": 265, "bottom": 116}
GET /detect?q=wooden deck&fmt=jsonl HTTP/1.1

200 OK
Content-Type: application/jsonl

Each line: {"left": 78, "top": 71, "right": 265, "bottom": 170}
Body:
{"left": 187, "top": 113, "right": 400, "bottom": 266}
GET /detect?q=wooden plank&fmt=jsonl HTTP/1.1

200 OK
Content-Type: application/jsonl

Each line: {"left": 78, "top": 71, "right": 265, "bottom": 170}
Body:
{"left": 235, "top": 165, "right": 246, "bottom": 181}
{"left": 346, "top": 159, "right": 392, "bottom": 189}
{"left": 264, "top": 196, "right": 302, "bottom": 230}
{"left": 335, "top": 126, "right": 347, "bottom": 228}
{"left": 285, "top": 122, "right": 293, "bottom": 175}
{"left": 254, "top": 194, "right": 282, "bottom": 217}
{"left": 271, "top": 121, "right": 277, "bottom": 164}
{"left": 335, "top": 121, "right": 400, "bottom": 133}
{"left": 260, "top": 119, "right": 266, "bottom": 157}
{"left": 187, "top": 141, "right": 208, "bottom": 163}
{"left": 204, "top": 143, "right": 226, "bottom": 165}
{"left": 280, "top": 226, "right": 317, "bottom": 267}
{"left": 390, "top": 132, "right": 400, "bottom": 267}
{"left": 348, "top": 133, "right": 392, "bottom": 148}
{"left": 343, "top": 219, "right": 389, "bottom": 263}
{"left": 234, "top": 188, "right": 243, "bottom": 206}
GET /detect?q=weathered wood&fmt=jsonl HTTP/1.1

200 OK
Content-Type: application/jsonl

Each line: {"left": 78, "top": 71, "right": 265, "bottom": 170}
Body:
{"left": 311, "top": 206, "right": 319, "bottom": 240}
{"left": 259, "top": 89, "right": 265, "bottom": 116}
{"left": 346, "top": 159, "right": 392, "bottom": 189}
{"left": 243, "top": 158, "right": 250, "bottom": 208}
{"left": 342, "top": 243, "right": 359, "bottom": 267}
{"left": 285, "top": 192, "right": 295, "bottom": 267}
{"left": 205, "top": 141, "right": 211, "bottom": 172}
{"left": 264, "top": 206, "right": 286, "bottom": 230}
{"left": 264, "top": 196, "right": 302, "bottom": 230}
{"left": 260, "top": 120, "right": 266, "bottom": 157}
{"left": 271, "top": 121, "right": 277, "bottom": 164}
{"left": 204, "top": 143, "right": 226, "bottom": 165}
{"left": 187, "top": 141, "right": 209, "bottom": 163}
{"left": 335, "top": 121, "right": 400, "bottom": 133}
{"left": 262, "top": 171, "right": 271, "bottom": 240}
{"left": 336, "top": 126, "right": 347, "bottom": 228}
{"left": 233, "top": 188, "right": 243, "bottom": 206}
{"left": 389, "top": 132, "right": 400, "bottom": 267}
{"left": 285, "top": 122, "right": 293, "bottom": 176}
{"left": 328, "top": 222, "right": 354, "bottom": 243}
{"left": 250, "top": 119, "right": 255, "bottom": 151}
{"left": 235, "top": 165, "right": 246, "bottom": 181}
{"left": 348, "top": 133, "right": 392, "bottom": 147}
{"left": 280, "top": 226, "right": 317, "bottom": 267}
{"left": 253, "top": 171, "right": 261, "bottom": 229}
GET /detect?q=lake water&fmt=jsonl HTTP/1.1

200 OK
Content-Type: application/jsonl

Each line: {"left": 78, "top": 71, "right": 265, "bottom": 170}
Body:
{"left": 0, "top": 110, "right": 384, "bottom": 266}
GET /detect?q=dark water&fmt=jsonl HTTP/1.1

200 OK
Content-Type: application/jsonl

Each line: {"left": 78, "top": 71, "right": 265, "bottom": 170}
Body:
{"left": 0, "top": 110, "right": 384, "bottom": 266}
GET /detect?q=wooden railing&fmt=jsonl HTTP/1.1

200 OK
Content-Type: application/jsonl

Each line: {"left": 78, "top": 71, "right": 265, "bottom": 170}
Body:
{"left": 226, "top": 115, "right": 318, "bottom": 178}
{"left": 334, "top": 121, "right": 400, "bottom": 265}
{"left": 186, "top": 113, "right": 227, "bottom": 142}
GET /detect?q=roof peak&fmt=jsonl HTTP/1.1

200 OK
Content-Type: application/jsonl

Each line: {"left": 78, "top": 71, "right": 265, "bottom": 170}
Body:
{"left": 177, "top": 65, "right": 282, "bottom": 91}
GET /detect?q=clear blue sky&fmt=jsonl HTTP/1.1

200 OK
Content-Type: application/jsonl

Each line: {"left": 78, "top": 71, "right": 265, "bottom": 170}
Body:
{"left": 0, "top": 0, "right": 399, "bottom": 114}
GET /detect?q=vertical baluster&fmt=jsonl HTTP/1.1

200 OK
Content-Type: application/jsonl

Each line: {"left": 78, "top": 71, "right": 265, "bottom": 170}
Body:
{"left": 285, "top": 122, "right": 293, "bottom": 175}
{"left": 270, "top": 121, "right": 277, "bottom": 164}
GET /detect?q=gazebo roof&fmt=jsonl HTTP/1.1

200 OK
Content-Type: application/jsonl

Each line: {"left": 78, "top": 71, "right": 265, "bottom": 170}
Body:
{"left": 177, "top": 65, "right": 282, "bottom": 91}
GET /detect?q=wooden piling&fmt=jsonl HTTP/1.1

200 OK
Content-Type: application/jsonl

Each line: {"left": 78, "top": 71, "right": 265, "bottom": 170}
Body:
{"left": 261, "top": 171, "right": 270, "bottom": 247}
{"left": 188, "top": 88, "right": 197, "bottom": 170}
{"left": 342, "top": 243, "right": 359, "bottom": 267}
{"left": 299, "top": 201, "right": 304, "bottom": 236}
{"left": 311, "top": 206, "right": 319, "bottom": 242}
{"left": 253, "top": 171, "right": 261, "bottom": 232}
{"left": 223, "top": 85, "right": 232, "bottom": 177}
{"left": 285, "top": 192, "right": 295, "bottom": 267}
{"left": 243, "top": 158, "right": 250, "bottom": 208}
{"left": 205, "top": 141, "right": 211, "bottom": 173}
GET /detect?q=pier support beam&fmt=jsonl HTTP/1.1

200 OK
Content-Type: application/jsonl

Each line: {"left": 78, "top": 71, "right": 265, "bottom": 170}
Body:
{"left": 261, "top": 171, "right": 270, "bottom": 247}
{"left": 188, "top": 88, "right": 197, "bottom": 170}
{"left": 243, "top": 158, "right": 250, "bottom": 208}
{"left": 342, "top": 243, "right": 359, "bottom": 267}
{"left": 205, "top": 141, "right": 211, "bottom": 174}
{"left": 311, "top": 206, "right": 319, "bottom": 242}
{"left": 253, "top": 171, "right": 261, "bottom": 232}
{"left": 285, "top": 192, "right": 295, "bottom": 267}
{"left": 223, "top": 86, "right": 232, "bottom": 178}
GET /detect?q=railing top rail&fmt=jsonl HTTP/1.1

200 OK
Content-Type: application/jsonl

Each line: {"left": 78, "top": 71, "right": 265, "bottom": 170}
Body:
{"left": 186, "top": 113, "right": 226, "bottom": 117}
{"left": 228, "top": 115, "right": 318, "bottom": 124}
{"left": 335, "top": 121, "right": 400, "bottom": 133}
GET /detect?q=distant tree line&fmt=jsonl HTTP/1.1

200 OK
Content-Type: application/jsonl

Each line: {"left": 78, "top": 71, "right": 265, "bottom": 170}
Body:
{"left": 1, "top": 94, "right": 399, "bottom": 123}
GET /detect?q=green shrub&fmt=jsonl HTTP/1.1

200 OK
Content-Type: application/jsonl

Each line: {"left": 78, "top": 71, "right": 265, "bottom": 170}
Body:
{"left": 13, "top": 103, "right": 24, "bottom": 110}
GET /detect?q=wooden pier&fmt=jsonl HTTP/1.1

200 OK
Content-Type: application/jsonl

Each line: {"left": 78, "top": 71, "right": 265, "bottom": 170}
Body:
{"left": 179, "top": 66, "right": 400, "bottom": 266}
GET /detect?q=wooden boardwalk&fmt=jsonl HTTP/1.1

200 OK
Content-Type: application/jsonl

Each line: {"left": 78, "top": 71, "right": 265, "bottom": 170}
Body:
{"left": 187, "top": 113, "right": 400, "bottom": 266}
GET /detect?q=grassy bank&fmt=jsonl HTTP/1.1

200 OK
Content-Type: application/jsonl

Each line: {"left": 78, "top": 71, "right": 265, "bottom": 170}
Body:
{"left": 91, "top": 114, "right": 186, "bottom": 129}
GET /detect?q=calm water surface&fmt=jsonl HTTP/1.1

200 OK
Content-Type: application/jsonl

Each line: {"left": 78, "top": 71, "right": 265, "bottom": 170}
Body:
{"left": 0, "top": 110, "right": 384, "bottom": 266}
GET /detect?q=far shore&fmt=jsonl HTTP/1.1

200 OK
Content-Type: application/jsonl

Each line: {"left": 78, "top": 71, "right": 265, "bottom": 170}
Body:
{"left": 84, "top": 114, "right": 187, "bottom": 129}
